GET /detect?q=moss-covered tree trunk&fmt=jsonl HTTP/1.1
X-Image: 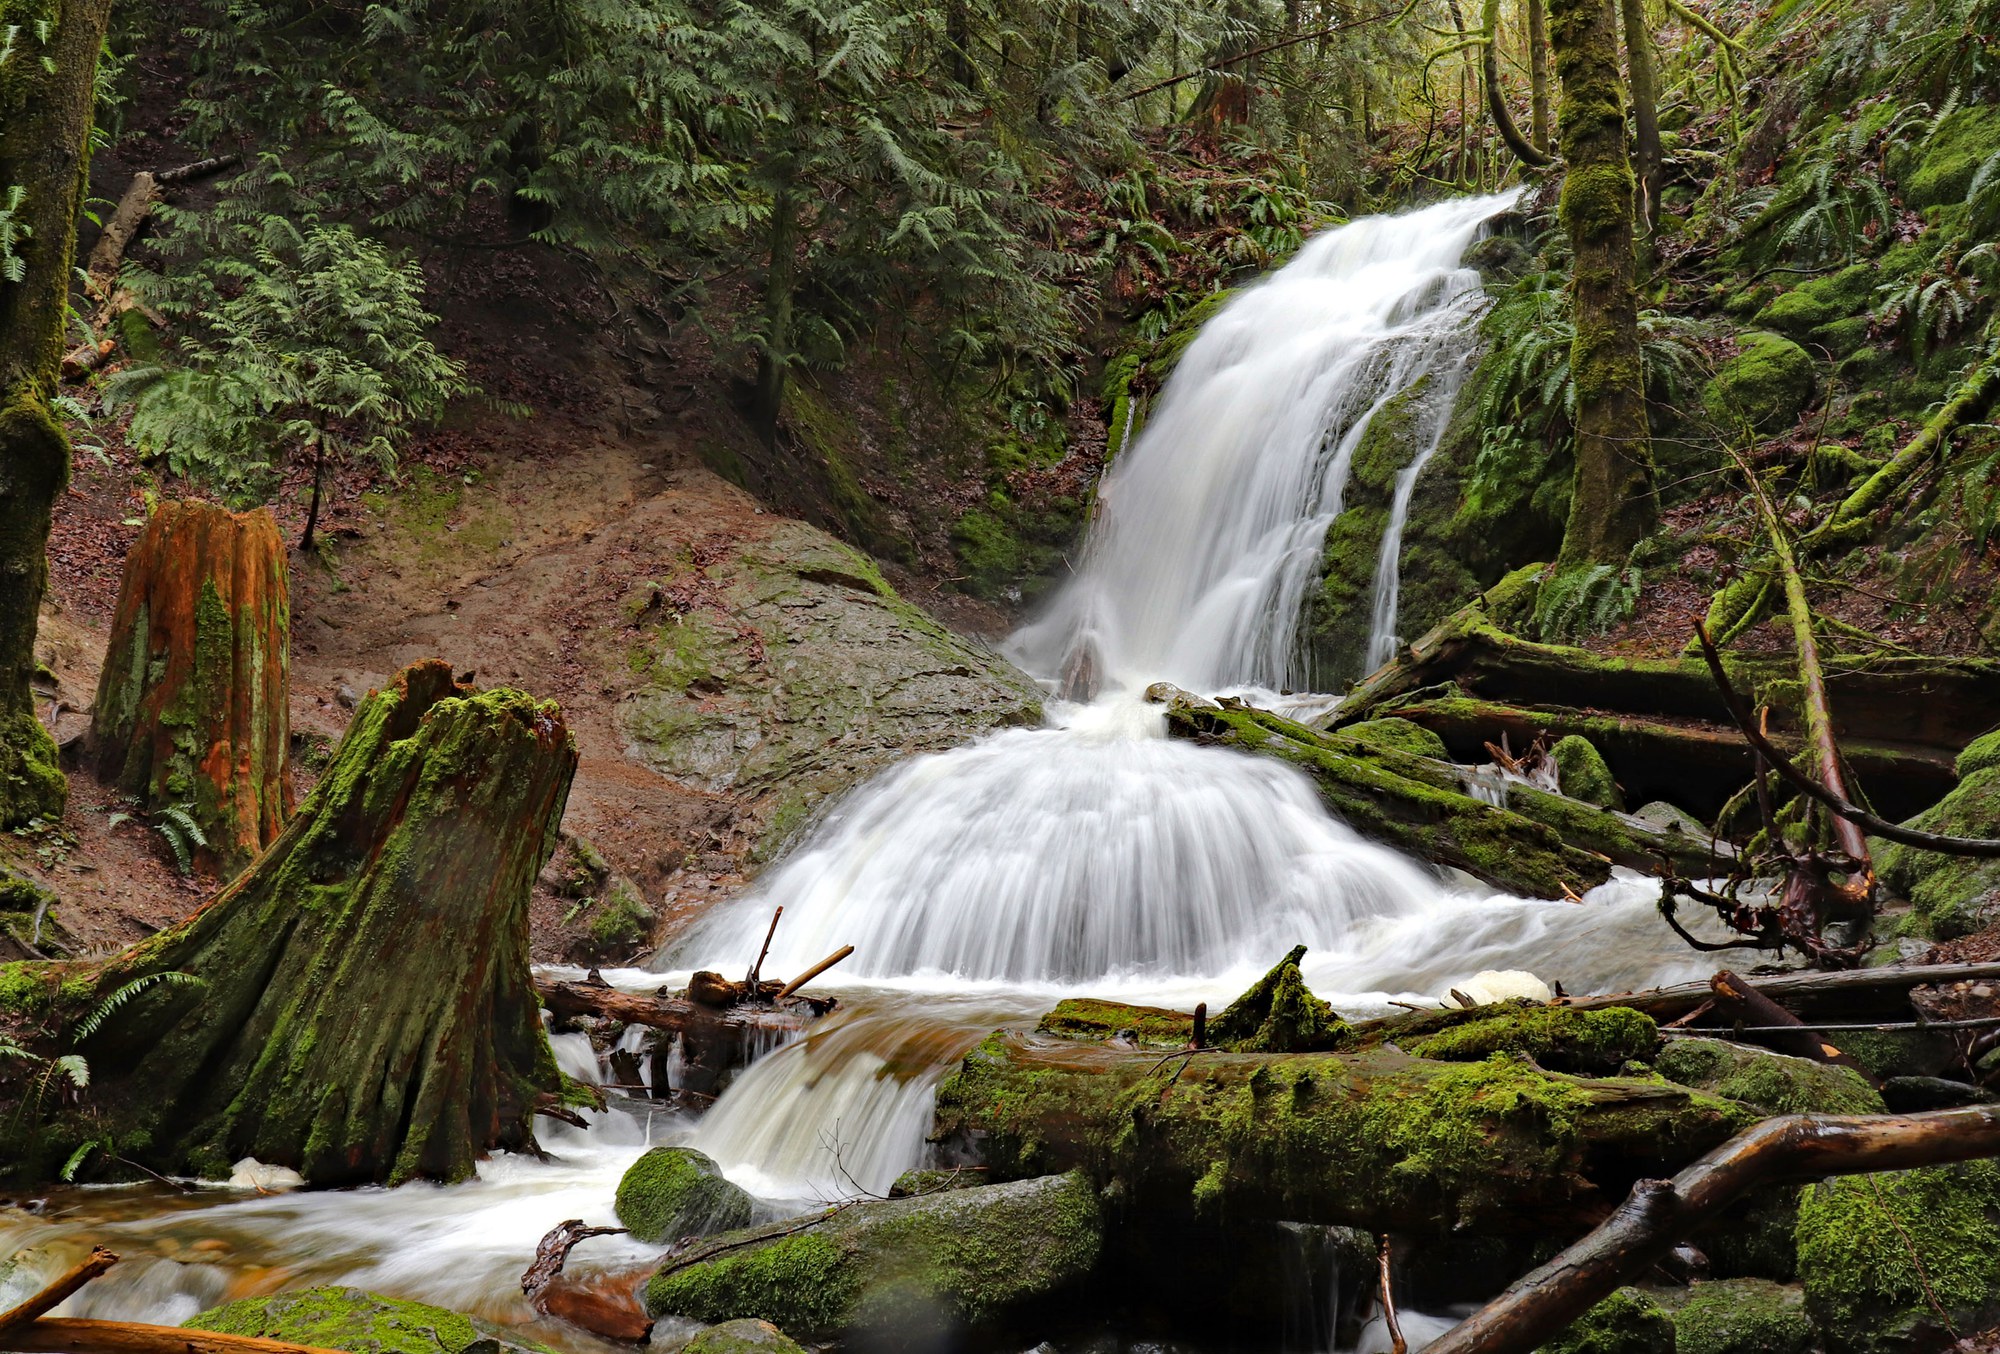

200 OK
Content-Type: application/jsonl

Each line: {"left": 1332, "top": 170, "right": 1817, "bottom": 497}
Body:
{"left": 1549, "top": 0, "right": 1656, "bottom": 566}
{"left": 74, "top": 660, "right": 577, "bottom": 1185}
{"left": 0, "top": 0, "right": 117, "bottom": 829}
{"left": 90, "top": 501, "right": 292, "bottom": 875}
{"left": 1619, "top": 0, "right": 1663, "bottom": 235}
{"left": 1528, "top": 0, "right": 1552, "bottom": 152}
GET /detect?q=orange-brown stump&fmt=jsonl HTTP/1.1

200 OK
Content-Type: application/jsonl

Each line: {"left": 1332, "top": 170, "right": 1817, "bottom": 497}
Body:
{"left": 70, "top": 660, "right": 578, "bottom": 1186}
{"left": 90, "top": 500, "right": 291, "bottom": 875}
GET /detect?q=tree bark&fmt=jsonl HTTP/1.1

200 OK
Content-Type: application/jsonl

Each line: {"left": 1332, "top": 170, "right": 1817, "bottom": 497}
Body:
{"left": 1528, "top": 0, "right": 1552, "bottom": 152}
{"left": 1423, "top": 1103, "right": 2000, "bottom": 1354}
{"left": 65, "top": 659, "right": 577, "bottom": 1186}
{"left": 1484, "top": 0, "right": 1556, "bottom": 169}
{"left": 1618, "top": 0, "right": 1663, "bottom": 235}
{"left": 89, "top": 501, "right": 292, "bottom": 876}
{"left": 750, "top": 183, "right": 798, "bottom": 451}
{"left": 930, "top": 1032, "right": 1746, "bottom": 1236}
{"left": 1549, "top": 0, "right": 1656, "bottom": 566}
{"left": 0, "top": 0, "right": 117, "bottom": 829}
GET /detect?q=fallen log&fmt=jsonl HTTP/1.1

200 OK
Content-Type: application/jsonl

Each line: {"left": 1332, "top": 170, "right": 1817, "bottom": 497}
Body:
{"left": 1160, "top": 694, "right": 1723, "bottom": 897}
{"left": 0, "top": 1249, "right": 120, "bottom": 1337}
{"left": 2, "top": 1320, "right": 347, "bottom": 1354}
{"left": 1341, "top": 598, "right": 2000, "bottom": 761}
{"left": 535, "top": 975, "right": 819, "bottom": 1096}
{"left": 929, "top": 1030, "right": 1748, "bottom": 1236}
{"left": 1708, "top": 970, "right": 1869, "bottom": 1077}
{"left": 1422, "top": 1103, "right": 2000, "bottom": 1354}
{"left": 1570, "top": 961, "right": 2000, "bottom": 1023}
{"left": 1374, "top": 694, "right": 1953, "bottom": 823}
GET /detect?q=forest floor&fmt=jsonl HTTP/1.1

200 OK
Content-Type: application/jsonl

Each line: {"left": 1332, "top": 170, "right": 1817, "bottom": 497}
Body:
{"left": 23, "top": 238, "right": 1014, "bottom": 964}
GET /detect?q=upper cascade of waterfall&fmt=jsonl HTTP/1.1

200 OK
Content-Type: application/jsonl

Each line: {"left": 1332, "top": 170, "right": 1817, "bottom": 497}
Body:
{"left": 1009, "top": 190, "right": 1519, "bottom": 696}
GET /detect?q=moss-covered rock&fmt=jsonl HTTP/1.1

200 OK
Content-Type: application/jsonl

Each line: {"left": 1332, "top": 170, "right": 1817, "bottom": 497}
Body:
{"left": 1703, "top": 332, "right": 1817, "bottom": 434}
{"left": 1036, "top": 998, "right": 1195, "bottom": 1045}
{"left": 581, "top": 877, "right": 654, "bottom": 958}
{"left": 679, "top": 1319, "right": 807, "bottom": 1354}
{"left": 888, "top": 1168, "right": 984, "bottom": 1198}
{"left": 616, "top": 1147, "right": 756, "bottom": 1243}
{"left": 1901, "top": 105, "right": 2000, "bottom": 209}
{"left": 1552, "top": 734, "right": 1622, "bottom": 810}
{"left": 618, "top": 520, "right": 1042, "bottom": 857}
{"left": 1345, "top": 717, "right": 1451, "bottom": 760}
{"left": 643, "top": 1172, "right": 1102, "bottom": 1339}
{"left": 186, "top": 1287, "right": 556, "bottom": 1354}
{"left": 1408, "top": 1004, "right": 1656, "bottom": 1075}
{"left": 1653, "top": 1038, "right": 1886, "bottom": 1115}
{"left": 1542, "top": 1286, "right": 1675, "bottom": 1354}
{"left": 1875, "top": 733, "right": 2000, "bottom": 938}
{"left": 1797, "top": 1160, "right": 2000, "bottom": 1353}
{"left": 1667, "top": 1279, "right": 1812, "bottom": 1354}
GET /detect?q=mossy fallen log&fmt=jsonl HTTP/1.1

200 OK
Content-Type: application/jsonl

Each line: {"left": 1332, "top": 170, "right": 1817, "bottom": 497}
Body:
{"left": 1340, "top": 598, "right": 2000, "bottom": 765}
{"left": 1374, "top": 694, "right": 1955, "bottom": 823}
{"left": 928, "top": 1030, "right": 1749, "bottom": 1237}
{"left": 89, "top": 500, "right": 292, "bottom": 874}
{"left": 1160, "top": 695, "right": 1722, "bottom": 896}
{"left": 6, "top": 659, "right": 578, "bottom": 1186}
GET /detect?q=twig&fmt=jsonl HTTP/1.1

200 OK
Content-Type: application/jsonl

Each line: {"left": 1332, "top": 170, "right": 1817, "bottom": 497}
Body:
{"left": 1378, "top": 1235, "right": 1408, "bottom": 1354}
{"left": 775, "top": 945, "right": 853, "bottom": 1000}
{"left": 744, "top": 906, "right": 782, "bottom": 993}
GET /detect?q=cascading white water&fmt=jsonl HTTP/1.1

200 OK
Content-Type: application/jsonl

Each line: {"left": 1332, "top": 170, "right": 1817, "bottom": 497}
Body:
{"left": 1009, "top": 191, "right": 1517, "bottom": 695}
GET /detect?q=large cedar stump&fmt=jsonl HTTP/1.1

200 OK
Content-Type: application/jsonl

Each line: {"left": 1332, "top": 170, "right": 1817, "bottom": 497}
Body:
{"left": 75, "top": 659, "right": 578, "bottom": 1185}
{"left": 90, "top": 500, "right": 292, "bottom": 873}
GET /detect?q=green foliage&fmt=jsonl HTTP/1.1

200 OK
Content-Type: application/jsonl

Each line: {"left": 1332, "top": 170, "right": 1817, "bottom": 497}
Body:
{"left": 109, "top": 209, "right": 470, "bottom": 504}
{"left": 108, "top": 801, "right": 211, "bottom": 876}
{"left": 72, "top": 971, "right": 204, "bottom": 1044}
{"left": 1531, "top": 563, "right": 1640, "bottom": 641}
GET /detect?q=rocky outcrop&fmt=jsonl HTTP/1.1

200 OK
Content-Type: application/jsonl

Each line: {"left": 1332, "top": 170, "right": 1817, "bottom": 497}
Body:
{"left": 618, "top": 520, "right": 1042, "bottom": 857}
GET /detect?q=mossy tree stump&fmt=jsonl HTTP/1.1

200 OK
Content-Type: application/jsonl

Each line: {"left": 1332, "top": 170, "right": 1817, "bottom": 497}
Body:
{"left": 90, "top": 500, "right": 292, "bottom": 874}
{"left": 75, "top": 659, "right": 577, "bottom": 1185}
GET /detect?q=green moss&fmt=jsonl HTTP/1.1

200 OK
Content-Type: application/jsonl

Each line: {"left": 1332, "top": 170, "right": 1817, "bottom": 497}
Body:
{"left": 1875, "top": 754, "right": 2000, "bottom": 939}
{"left": 1344, "top": 718, "right": 1450, "bottom": 760}
{"left": 584, "top": 877, "right": 654, "bottom": 955}
{"left": 1797, "top": 1160, "right": 2000, "bottom": 1351}
{"left": 1669, "top": 1279, "right": 1812, "bottom": 1354}
{"left": 680, "top": 1319, "right": 808, "bottom": 1354}
{"left": 1307, "top": 505, "right": 1390, "bottom": 685}
{"left": 645, "top": 1173, "right": 1101, "bottom": 1339}
{"left": 1552, "top": 734, "right": 1622, "bottom": 810}
{"left": 1956, "top": 727, "right": 2000, "bottom": 778}
{"left": 186, "top": 1287, "right": 555, "bottom": 1354}
{"left": 1410, "top": 1004, "right": 1656, "bottom": 1074}
{"left": 1703, "top": 332, "right": 1817, "bottom": 434}
{"left": 1036, "top": 998, "right": 1195, "bottom": 1045}
{"left": 1654, "top": 1038, "right": 1885, "bottom": 1116}
{"left": 616, "top": 1146, "right": 756, "bottom": 1243}
{"left": 1902, "top": 106, "right": 2000, "bottom": 209}
{"left": 1755, "top": 264, "right": 1877, "bottom": 338}
{"left": 1543, "top": 1287, "right": 1674, "bottom": 1354}
{"left": 1206, "top": 947, "right": 1347, "bottom": 1052}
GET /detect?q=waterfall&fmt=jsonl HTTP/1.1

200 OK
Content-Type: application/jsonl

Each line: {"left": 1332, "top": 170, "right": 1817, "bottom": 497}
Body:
{"left": 1009, "top": 191, "right": 1517, "bottom": 696}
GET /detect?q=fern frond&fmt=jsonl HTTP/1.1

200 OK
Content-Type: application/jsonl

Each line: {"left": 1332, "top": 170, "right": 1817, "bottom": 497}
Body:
{"left": 73, "top": 971, "right": 206, "bottom": 1044}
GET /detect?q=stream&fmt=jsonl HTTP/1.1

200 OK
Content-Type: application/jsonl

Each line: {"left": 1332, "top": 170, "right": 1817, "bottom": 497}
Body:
{"left": 0, "top": 192, "right": 1728, "bottom": 1353}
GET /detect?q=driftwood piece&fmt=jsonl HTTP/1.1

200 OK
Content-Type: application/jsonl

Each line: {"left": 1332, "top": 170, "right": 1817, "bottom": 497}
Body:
{"left": 535, "top": 977, "right": 818, "bottom": 1038}
{"left": 775, "top": 944, "right": 853, "bottom": 999}
{"left": 0, "top": 1249, "right": 120, "bottom": 1337}
{"left": 1708, "top": 970, "right": 1870, "bottom": 1076}
{"left": 522, "top": 1219, "right": 650, "bottom": 1344}
{"left": 1423, "top": 1103, "right": 2000, "bottom": 1354}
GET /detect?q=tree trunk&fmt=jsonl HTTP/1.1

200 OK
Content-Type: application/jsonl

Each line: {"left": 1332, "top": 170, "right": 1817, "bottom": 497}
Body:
{"left": 89, "top": 501, "right": 292, "bottom": 876}
{"left": 70, "top": 659, "right": 576, "bottom": 1186}
{"left": 1549, "top": 0, "right": 1655, "bottom": 565}
{"left": 299, "top": 441, "right": 327, "bottom": 552}
{"left": 930, "top": 1031, "right": 1746, "bottom": 1237}
{"left": 1485, "top": 0, "right": 1556, "bottom": 169}
{"left": 1619, "top": 0, "right": 1663, "bottom": 235}
{"left": 750, "top": 184, "right": 798, "bottom": 451}
{"left": 0, "top": 0, "right": 117, "bottom": 829}
{"left": 1528, "top": 0, "right": 1552, "bottom": 152}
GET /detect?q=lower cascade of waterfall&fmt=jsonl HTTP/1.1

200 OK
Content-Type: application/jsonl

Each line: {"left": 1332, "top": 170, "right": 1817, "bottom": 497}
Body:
{"left": 1, "top": 192, "right": 1723, "bottom": 1354}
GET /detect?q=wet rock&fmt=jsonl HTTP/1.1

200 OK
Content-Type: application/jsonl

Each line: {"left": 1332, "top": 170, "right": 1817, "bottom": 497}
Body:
{"left": 679, "top": 1319, "right": 807, "bottom": 1354}
{"left": 1653, "top": 1037, "right": 1885, "bottom": 1115}
{"left": 616, "top": 1147, "right": 756, "bottom": 1244}
{"left": 1663, "top": 1279, "right": 1812, "bottom": 1354}
{"left": 889, "top": 1167, "right": 985, "bottom": 1198}
{"left": 186, "top": 1286, "right": 557, "bottom": 1354}
{"left": 1632, "top": 802, "right": 1707, "bottom": 837}
{"left": 1875, "top": 727, "right": 2000, "bottom": 939}
{"left": 1878, "top": 1075, "right": 1995, "bottom": 1111}
{"left": 617, "top": 521, "right": 1041, "bottom": 858}
{"left": 1797, "top": 1160, "right": 2000, "bottom": 1353}
{"left": 1552, "top": 734, "right": 1622, "bottom": 810}
{"left": 1036, "top": 998, "right": 1195, "bottom": 1046}
{"left": 643, "top": 1172, "right": 1102, "bottom": 1340}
